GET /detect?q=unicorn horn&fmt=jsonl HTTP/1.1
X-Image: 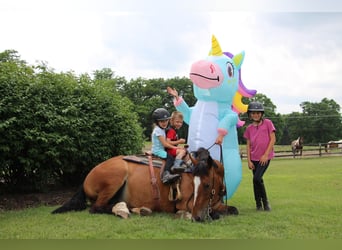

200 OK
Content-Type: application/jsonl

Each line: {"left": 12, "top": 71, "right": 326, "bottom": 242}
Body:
{"left": 210, "top": 35, "right": 223, "bottom": 56}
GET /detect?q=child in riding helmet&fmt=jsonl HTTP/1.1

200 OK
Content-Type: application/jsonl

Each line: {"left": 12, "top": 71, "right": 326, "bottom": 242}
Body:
{"left": 243, "top": 101, "right": 276, "bottom": 211}
{"left": 166, "top": 111, "right": 189, "bottom": 172}
{"left": 151, "top": 108, "right": 180, "bottom": 184}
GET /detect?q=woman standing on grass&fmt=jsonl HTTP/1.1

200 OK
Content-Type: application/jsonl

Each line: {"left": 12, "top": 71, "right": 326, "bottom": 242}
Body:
{"left": 243, "top": 102, "right": 276, "bottom": 211}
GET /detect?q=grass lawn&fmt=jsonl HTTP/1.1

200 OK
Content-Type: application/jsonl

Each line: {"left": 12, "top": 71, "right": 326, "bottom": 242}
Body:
{"left": 0, "top": 156, "right": 341, "bottom": 239}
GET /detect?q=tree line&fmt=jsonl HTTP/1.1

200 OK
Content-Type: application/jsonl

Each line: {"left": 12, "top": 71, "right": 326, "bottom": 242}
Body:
{"left": 110, "top": 69, "right": 342, "bottom": 146}
{"left": 1, "top": 50, "right": 341, "bottom": 193}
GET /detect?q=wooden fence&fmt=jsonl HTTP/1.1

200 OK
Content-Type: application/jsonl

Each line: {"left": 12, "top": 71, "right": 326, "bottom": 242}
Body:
{"left": 240, "top": 142, "right": 342, "bottom": 159}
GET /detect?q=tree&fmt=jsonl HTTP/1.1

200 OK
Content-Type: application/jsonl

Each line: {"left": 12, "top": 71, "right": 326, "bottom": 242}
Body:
{"left": 282, "top": 112, "right": 305, "bottom": 144}
{"left": 285, "top": 98, "right": 342, "bottom": 144}
{"left": 117, "top": 77, "right": 194, "bottom": 140}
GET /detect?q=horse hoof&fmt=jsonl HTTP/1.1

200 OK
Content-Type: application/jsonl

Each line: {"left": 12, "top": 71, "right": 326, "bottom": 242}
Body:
{"left": 227, "top": 206, "right": 239, "bottom": 215}
{"left": 131, "top": 207, "right": 152, "bottom": 216}
{"left": 112, "top": 202, "right": 130, "bottom": 219}
{"left": 210, "top": 212, "right": 220, "bottom": 220}
{"left": 175, "top": 210, "right": 192, "bottom": 220}
{"left": 140, "top": 207, "right": 152, "bottom": 216}
{"left": 115, "top": 211, "right": 130, "bottom": 219}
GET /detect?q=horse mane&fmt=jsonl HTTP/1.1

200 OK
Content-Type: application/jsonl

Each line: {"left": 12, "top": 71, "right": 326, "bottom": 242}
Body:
{"left": 223, "top": 52, "right": 257, "bottom": 127}
{"left": 192, "top": 147, "right": 218, "bottom": 176}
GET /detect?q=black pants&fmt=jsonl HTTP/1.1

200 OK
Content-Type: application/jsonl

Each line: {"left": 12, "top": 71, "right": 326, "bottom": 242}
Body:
{"left": 252, "top": 160, "right": 270, "bottom": 207}
{"left": 164, "top": 154, "right": 175, "bottom": 173}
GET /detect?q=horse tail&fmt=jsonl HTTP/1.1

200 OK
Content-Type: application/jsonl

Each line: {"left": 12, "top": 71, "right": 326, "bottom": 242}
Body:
{"left": 51, "top": 185, "right": 87, "bottom": 214}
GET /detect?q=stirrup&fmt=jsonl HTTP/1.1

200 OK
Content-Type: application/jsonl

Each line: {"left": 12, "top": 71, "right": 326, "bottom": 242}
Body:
{"left": 168, "top": 182, "right": 182, "bottom": 201}
{"left": 168, "top": 186, "right": 174, "bottom": 201}
{"left": 175, "top": 182, "right": 182, "bottom": 201}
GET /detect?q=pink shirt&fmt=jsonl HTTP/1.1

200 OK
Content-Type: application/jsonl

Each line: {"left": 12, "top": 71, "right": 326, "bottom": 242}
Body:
{"left": 243, "top": 119, "right": 276, "bottom": 161}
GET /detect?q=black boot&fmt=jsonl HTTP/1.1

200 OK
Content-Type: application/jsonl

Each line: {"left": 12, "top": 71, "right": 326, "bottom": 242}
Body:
{"left": 260, "top": 183, "right": 271, "bottom": 211}
{"left": 161, "top": 171, "right": 180, "bottom": 184}
{"left": 161, "top": 154, "right": 176, "bottom": 182}
{"left": 256, "top": 200, "right": 263, "bottom": 211}
{"left": 262, "top": 200, "right": 271, "bottom": 211}
{"left": 171, "top": 159, "right": 187, "bottom": 173}
{"left": 253, "top": 184, "right": 262, "bottom": 211}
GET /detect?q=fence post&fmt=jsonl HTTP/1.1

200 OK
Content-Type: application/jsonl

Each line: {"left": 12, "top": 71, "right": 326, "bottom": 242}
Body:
{"left": 319, "top": 143, "right": 322, "bottom": 157}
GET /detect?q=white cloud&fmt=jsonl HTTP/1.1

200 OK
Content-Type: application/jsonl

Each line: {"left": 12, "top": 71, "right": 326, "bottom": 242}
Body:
{"left": 209, "top": 12, "right": 342, "bottom": 114}
{"left": 0, "top": 9, "right": 103, "bottom": 73}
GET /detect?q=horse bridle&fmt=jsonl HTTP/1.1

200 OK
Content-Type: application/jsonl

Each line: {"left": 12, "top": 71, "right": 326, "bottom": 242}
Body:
{"left": 207, "top": 143, "right": 227, "bottom": 201}
{"left": 204, "top": 165, "right": 216, "bottom": 221}
{"left": 187, "top": 144, "right": 224, "bottom": 221}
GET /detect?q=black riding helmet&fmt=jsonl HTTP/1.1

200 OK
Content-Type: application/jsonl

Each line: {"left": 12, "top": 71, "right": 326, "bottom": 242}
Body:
{"left": 247, "top": 102, "right": 264, "bottom": 121}
{"left": 247, "top": 101, "right": 264, "bottom": 113}
{"left": 152, "top": 108, "right": 171, "bottom": 122}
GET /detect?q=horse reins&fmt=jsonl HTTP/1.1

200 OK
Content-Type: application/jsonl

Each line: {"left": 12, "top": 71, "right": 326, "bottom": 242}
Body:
{"left": 208, "top": 143, "right": 228, "bottom": 204}
{"left": 186, "top": 143, "right": 225, "bottom": 221}
{"left": 207, "top": 142, "right": 224, "bottom": 165}
{"left": 204, "top": 143, "right": 233, "bottom": 221}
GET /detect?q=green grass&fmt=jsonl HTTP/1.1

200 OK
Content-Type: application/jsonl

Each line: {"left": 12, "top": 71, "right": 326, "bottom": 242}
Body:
{"left": 0, "top": 157, "right": 341, "bottom": 239}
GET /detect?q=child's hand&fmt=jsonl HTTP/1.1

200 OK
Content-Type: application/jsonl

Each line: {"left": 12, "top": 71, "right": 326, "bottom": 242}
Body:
{"left": 179, "top": 138, "right": 186, "bottom": 144}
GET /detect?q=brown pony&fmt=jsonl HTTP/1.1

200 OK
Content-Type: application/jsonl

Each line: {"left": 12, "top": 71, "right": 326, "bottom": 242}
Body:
{"left": 325, "top": 140, "right": 342, "bottom": 152}
{"left": 51, "top": 147, "right": 238, "bottom": 222}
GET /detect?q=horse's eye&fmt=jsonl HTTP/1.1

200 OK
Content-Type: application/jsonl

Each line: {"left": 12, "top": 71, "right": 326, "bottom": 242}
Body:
{"left": 204, "top": 183, "right": 210, "bottom": 189}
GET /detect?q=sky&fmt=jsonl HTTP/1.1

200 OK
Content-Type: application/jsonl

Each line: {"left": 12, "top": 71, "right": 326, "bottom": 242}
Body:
{"left": 1, "top": 0, "right": 342, "bottom": 114}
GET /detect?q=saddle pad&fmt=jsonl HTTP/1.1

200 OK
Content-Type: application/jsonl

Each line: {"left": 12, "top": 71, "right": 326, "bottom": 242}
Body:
{"left": 123, "top": 155, "right": 164, "bottom": 168}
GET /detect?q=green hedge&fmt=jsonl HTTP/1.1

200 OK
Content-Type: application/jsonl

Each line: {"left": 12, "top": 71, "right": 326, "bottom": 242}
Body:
{"left": 0, "top": 51, "right": 144, "bottom": 193}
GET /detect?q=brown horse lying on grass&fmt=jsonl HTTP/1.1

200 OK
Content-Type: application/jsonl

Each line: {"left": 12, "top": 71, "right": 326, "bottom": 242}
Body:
{"left": 51, "top": 147, "right": 238, "bottom": 222}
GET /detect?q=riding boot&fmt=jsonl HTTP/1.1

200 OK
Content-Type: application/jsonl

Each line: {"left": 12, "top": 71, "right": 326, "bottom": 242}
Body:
{"left": 163, "top": 154, "right": 175, "bottom": 173}
{"left": 161, "top": 171, "right": 180, "bottom": 184}
{"left": 262, "top": 200, "right": 271, "bottom": 211}
{"left": 161, "top": 154, "right": 180, "bottom": 184}
{"left": 171, "top": 159, "right": 187, "bottom": 173}
{"left": 260, "top": 183, "right": 271, "bottom": 211}
{"left": 253, "top": 184, "right": 262, "bottom": 211}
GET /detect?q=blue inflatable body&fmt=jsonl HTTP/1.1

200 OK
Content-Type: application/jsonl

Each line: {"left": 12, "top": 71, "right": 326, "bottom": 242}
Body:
{"left": 174, "top": 35, "right": 256, "bottom": 198}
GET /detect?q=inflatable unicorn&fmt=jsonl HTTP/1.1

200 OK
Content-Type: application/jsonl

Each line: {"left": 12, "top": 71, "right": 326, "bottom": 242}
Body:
{"left": 170, "top": 35, "right": 256, "bottom": 198}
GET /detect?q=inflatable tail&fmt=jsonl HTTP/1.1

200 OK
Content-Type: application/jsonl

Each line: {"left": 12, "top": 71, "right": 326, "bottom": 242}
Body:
{"left": 51, "top": 185, "right": 87, "bottom": 214}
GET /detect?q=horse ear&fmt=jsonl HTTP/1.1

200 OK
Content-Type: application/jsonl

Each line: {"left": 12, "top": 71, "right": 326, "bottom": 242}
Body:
{"left": 189, "top": 152, "right": 198, "bottom": 165}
